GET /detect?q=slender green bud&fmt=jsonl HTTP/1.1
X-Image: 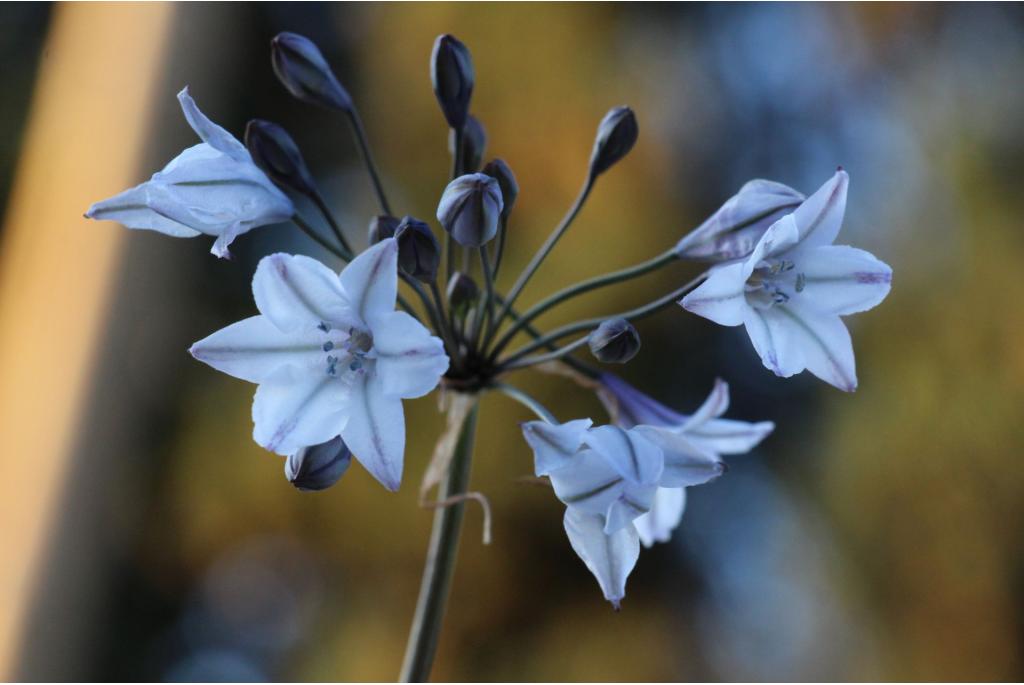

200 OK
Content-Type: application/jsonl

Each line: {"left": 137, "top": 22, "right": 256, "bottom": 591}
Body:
{"left": 430, "top": 34, "right": 474, "bottom": 130}
{"left": 589, "top": 106, "right": 638, "bottom": 177}
{"left": 244, "top": 119, "right": 317, "bottom": 196}
{"left": 368, "top": 214, "right": 401, "bottom": 245}
{"left": 482, "top": 158, "right": 518, "bottom": 220}
{"left": 589, "top": 318, "right": 641, "bottom": 364}
{"left": 285, "top": 436, "right": 351, "bottom": 491}
{"left": 450, "top": 115, "right": 487, "bottom": 173}
{"left": 395, "top": 216, "right": 440, "bottom": 282}
{"left": 271, "top": 32, "right": 353, "bottom": 112}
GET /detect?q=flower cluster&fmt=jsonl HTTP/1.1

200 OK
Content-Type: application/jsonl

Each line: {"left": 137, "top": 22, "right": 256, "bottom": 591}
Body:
{"left": 86, "top": 30, "right": 891, "bottom": 624}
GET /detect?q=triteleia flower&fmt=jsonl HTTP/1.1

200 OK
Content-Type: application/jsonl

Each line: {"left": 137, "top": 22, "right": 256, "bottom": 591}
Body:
{"left": 673, "top": 179, "right": 805, "bottom": 262}
{"left": 521, "top": 413, "right": 726, "bottom": 606}
{"left": 86, "top": 88, "right": 294, "bottom": 258}
{"left": 598, "top": 375, "right": 773, "bottom": 546}
{"left": 680, "top": 170, "right": 892, "bottom": 391}
{"left": 189, "top": 239, "right": 449, "bottom": 491}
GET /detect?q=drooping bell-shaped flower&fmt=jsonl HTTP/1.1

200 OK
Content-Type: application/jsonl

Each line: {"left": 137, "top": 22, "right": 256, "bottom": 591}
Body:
{"left": 189, "top": 239, "right": 449, "bottom": 491}
{"left": 436, "top": 173, "right": 503, "bottom": 247}
{"left": 681, "top": 170, "right": 893, "bottom": 391}
{"left": 598, "top": 376, "right": 774, "bottom": 547}
{"left": 86, "top": 88, "right": 294, "bottom": 258}
{"left": 674, "top": 179, "right": 805, "bottom": 262}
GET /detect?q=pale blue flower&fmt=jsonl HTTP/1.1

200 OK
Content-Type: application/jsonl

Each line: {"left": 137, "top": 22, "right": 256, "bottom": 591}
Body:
{"left": 190, "top": 239, "right": 449, "bottom": 491}
{"left": 86, "top": 87, "right": 294, "bottom": 258}
{"left": 681, "top": 170, "right": 892, "bottom": 391}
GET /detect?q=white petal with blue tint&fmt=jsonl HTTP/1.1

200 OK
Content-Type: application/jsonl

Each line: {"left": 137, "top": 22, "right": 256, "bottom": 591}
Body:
{"left": 633, "top": 487, "right": 686, "bottom": 548}
{"left": 340, "top": 239, "right": 399, "bottom": 324}
{"left": 189, "top": 315, "right": 325, "bottom": 384}
{"left": 791, "top": 244, "right": 893, "bottom": 316}
{"left": 252, "top": 253, "right": 353, "bottom": 332}
{"left": 340, "top": 368, "right": 406, "bottom": 491}
{"left": 372, "top": 311, "right": 450, "bottom": 399}
{"left": 252, "top": 367, "right": 348, "bottom": 456}
{"left": 521, "top": 419, "right": 592, "bottom": 476}
{"left": 790, "top": 169, "right": 848, "bottom": 248}
{"left": 563, "top": 508, "right": 639, "bottom": 609}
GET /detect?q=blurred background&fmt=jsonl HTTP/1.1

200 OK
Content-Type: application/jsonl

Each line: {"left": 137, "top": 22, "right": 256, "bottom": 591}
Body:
{"left": 1, "top": 2, "right": 1023, "bottom": 681}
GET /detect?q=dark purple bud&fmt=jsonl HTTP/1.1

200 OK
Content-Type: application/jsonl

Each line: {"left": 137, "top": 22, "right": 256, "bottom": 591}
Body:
{"left": 589, "top": 318, "right": 641, "bottom": 364}
{"left": 481, "top": 158, "right": 518, "bottom": 220}
{"left": 589, "top": 106, "right": 638, "bottom": 178}
{"left": 436, "top": 173, "right": 503, "bottom": 247}
{"left": 285, "top": 436, "right": 351, "bottom": 491}
{"left": 245, "top": 119, "right": 317, "bottom": 196}
{"left": 368, "top": 214, "right": 401, "bottom": 245}
{"left": 449, "top": 115, "right": 487, "bottom": 173}
{"left": 430, "top": 34, "right": 474, "bottom": 130}
{"left": 446, "top": 271, "right": 479, "bottom": 317}
{"left": 674, "top": 180, "right": 805, "bottom": 262}
{"left": 271, "top": 32, "right": 353, "bottom": 112}
{"left": 395, "top": 216, "right": 440, "bottom": 282}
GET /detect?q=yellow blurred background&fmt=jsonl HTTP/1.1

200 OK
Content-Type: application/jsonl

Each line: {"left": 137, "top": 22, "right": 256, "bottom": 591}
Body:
{"left": 1, "top": 3, "right": 1022, "bottom": 681}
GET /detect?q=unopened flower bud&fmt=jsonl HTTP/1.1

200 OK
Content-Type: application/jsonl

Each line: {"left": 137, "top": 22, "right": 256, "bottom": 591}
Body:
{"left": 446, "top": 271, "right": 479, "bottom": 317}
{"left": 449, "top": 115, "right": 487, "bottom": 173}
{"left": 368, "top": 214, "right": 401, "bottom": 245}
{"left": 430, "top": 34, "right": 474, "bottom": 131}
{"left": 436, "top": 173, "right": 503, "bottom": 247}
{"left": 589, "top": 106, "right": 638, "bottom": 178}
{"left": 395, "top": 216, "right": 440, "bottom": 282}
{"left": 673, "top": 179, "right": 805, "bottom": 262}
{"left": 244, "top": 119, "right": 317, "bottom": 196}
{"left": 271, "top": 32, "right": 353, "bottom": 112}
{"left": 589, "top": 318, "right": 641, "bottom": 364}
{"left": 285, "top": 436, "right": 351, "bottom": 492}
{"left": 481, "top": 158, "right": 518, "bottom": 220}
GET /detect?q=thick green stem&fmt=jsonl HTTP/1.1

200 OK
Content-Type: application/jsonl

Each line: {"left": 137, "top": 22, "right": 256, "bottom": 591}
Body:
{"left": 400, "top": 401, "right": 479, "bottom": 683}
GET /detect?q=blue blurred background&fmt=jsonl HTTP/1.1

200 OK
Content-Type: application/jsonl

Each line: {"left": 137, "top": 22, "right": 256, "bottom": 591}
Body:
{"left": 1, "top": 3, "right": 1022, "bottom": 681}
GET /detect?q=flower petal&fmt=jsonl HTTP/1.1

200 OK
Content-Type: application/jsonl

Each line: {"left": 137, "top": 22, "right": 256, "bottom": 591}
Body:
{"left": 597, "top": 373, "right": 686, "bottom": 429}
{"left": 252, "top": 367, "right": 347, "bottom": 456}
{"left": 371, "top": 311, "right": 449, "bottom": 398}
{"left": 680, "top": 378, "right": 730, "bottom": 431}
{"left": 563, "top": 508, "right": 640, "bottom": 609}
{"left": 633, "top": 487, "right": 686, "bottom": 548}
{"left": 679, "top": 262, "right": 748, "bottom": 326}
{"left": 548, "top": 449, "right": 624, "bottom": 516}
{"left": 190, "top": 315, "right": 325, "bottom": 383}
{"left": 791, "top": 169, "right": 848, "bottom": 248}
{"left": 744, "top": 302, "right": 857, "bottom": 391}
{"left": 252, "top": 253, "right": 354, "bottom": 333}
{"left": 604, "top": 487, "right": 657, "bottom": 535}
{"left": 685, "top": 417, "right": 775, "bottom": 455}
{"left": 177, "top": 86, "right": 249, "bottom": 162}
{"left": 340, "top": 369, "right": 405, "bottom": 491}
{"left": 85, "top": 183, "right": 202, "bottom": 238}
{"left": 632, "top": 425, "right": 724, "bottom": 487}
{"left": 583, "top": 425, "right": 664, "bottom": 486}
{"left": 521, "top": 419, "right": 593, "bottom": 476}
{"left": 792, "top": 245, "right": 893, "bottom": 316}
{"left": 340, "top": 238, "right": 399, "bottom": 325}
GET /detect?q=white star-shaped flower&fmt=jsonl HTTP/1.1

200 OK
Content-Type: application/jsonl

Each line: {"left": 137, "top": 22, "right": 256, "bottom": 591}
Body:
{"left": 190, "top": 239, "right": 449, "bottom": 490}
{"left": 681, "top": 170, "right": 892, "bottom": 391}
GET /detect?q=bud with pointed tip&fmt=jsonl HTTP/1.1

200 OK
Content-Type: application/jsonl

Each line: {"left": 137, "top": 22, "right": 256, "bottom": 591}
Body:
{"left": 481, "top": 159, "right": 518, "bottom": 220}
{"left": 285, "top": 436, "right": 352, "bottom": 492}
{"left": 446, "top": 271, "right": 479, "bottom": 318}
{"left": 430, "top": 34, "right": 474, "bottom": 130}
{"left": 589, "top": 318, "right": 641, "bottom": 364}
{"left": 244, "top": 119, "right": 317, "bottom": 197}
{"left": 589, "top": 106, "right": 638, "bottom": 178}
{"left": 673, "top": 179, "right": 805, "bottom": 262}
{"left": 450, "top": 115, "right": 487, "bottom": 173}
{"left": 368, "top": 214, "right": 400, "bottom": 245}
{"left": 395, "top": 216, "right": 440, "bottom": 282}
{"left": 271, "top": 32, "right": 353, "bottom": 112}
{"left": 436, "top": 173, "right": 503, "bottom": 247}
